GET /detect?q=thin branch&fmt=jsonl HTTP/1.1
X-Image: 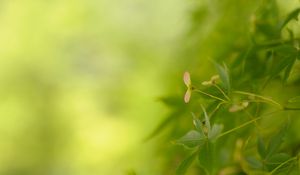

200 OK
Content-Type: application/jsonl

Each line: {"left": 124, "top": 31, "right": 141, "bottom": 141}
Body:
{"left": 214, "top": 84, "right": 231, "bottom": 101}
{"left": 233, "top": 91, "right": 283, "bottom": 109}
{"left": 217, "top": 110, "right": 280, "bottom": 139}
{"left": 269, "top": 157, "right": 297, "bottom": 175}
{"left": 209, "top": 102, "right": 226, "bottom": 118}
{"left": 217, "top": 117, "right": 261, "bottom": 139}
{"left": 194, "top": 89, "right": 227, "bottom": 102}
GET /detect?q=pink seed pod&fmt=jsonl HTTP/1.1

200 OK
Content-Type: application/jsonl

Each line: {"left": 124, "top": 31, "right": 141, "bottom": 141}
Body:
{"left": 183, "top": 71, "right": 192, "bottom": 103}
{"left": 183, "top": 72, "right": 191, "bottom": 87}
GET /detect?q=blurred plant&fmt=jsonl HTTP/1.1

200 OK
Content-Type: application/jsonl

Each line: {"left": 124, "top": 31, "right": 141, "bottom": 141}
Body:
{"left": 149, "top": 1, "right": 300, "bottom": 174}
{"left": 175, "top": 64, "right": 297, "bottom": 174}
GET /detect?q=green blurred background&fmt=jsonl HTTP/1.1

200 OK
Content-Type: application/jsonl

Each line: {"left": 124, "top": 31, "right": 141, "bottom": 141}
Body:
{"left": 0, "top": 0, "right": 299, "bottom": 175}
{"left": 0, "top": 0, "right": 189, "bottom": 174}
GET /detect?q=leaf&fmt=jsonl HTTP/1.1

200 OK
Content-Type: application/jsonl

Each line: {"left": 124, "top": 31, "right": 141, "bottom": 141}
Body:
{"left": 269, "top": 45, "right": 297, "bottom": 80}
{"left": 286, "top": 28, "right": 294, "bottom": 40}
{"left": 192, "top": 113, "right": 203, "bottom": 132}
{"left": 198, "top": 141, "right": 215, "bottom": 174}
{"left": 268, "top": 153, "right": 291, "bottom": 164}
{"left": 201, "top": 105, "right": 211, "bottom": 133}
{"left": 280, "top": 8, "right": 300, "bottom": 30}
{"left": 176, "top": 130, "right": 206, "bottom": 148}
{"left": 266, "top": 153, "right": 291, "bottom": 171}
{"left": 258, "top": 137, "right": 267, "bottom": 159}
{"left": 176, "top": 151, "right": 198, "bottom": 175}
{"left": 214, "top": 62, "right": 231, "bottom": 92}
{"left": 253, "top": 0, "right": 280, "bottom": 38}
{"left": 273, "top": 45, "right": 297, "bottom": 56}
{"left": 246, "top": 156, "right": 263, "bottom": 169}
{"left": 208, "top": 124, "right": 223, "bottom": 141}
{"left": 266, "top": 125, "right": 288, "bottom": 159}
{"left": 270, "top": 55, "right": 294, "bottom": 79}
{"left": 283, "top": 58, "right": 296, "bottom": 83}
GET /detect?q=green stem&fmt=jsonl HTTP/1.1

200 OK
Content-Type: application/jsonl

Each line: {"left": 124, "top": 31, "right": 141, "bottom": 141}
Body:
{"left": 248, "top": 99, "right": 282, "bottom": 108}
{"left": 214, "top": 84, "right": 231, "bottom": 101}
{"left": 244, "top": 110, "right": 261, "bottom": 130}
{"left": 217, "top": 117, "right": 261, "bottom": 139}
{"left": 257, "top": 38, "right": 300, "bottom": 49}
{"left": 194, "top": 89, "right": 227, "bottom": 102}
{"left": 268, "top": 157, "right": 297, "bottom": 175}
{"left": 209, "top": 102, "right": 226, "bottom": 118}
{"left": 233, "top": 91, "right": 283, "bottom": 109}
{"left": 283, "top": 107, "right": 300, "bottom": 111}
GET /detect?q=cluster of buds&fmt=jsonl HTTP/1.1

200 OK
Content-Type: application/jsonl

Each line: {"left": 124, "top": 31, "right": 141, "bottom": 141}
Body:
{"left": 183, "top": 71, "right": 250, "bottom": 112}
{"left": 229, "top": 101, "right": 249, "bottom": 113}
{"left": 201, "top": 75, "right": 220, "bottom": 86}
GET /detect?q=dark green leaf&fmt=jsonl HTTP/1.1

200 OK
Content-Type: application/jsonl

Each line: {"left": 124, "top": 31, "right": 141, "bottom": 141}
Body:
{"left": 268, "top": 153, "right": 291, "bottom": 164}
{"left": 270, "top": 55, "right": 294, "bottom": 79}
{"left": 198, "top": 141, "right": 215, "bottom": 174}
{"left": 286, "top": 28, "right": 294, "bottom": 40}
{"left": 176, "top": 151, "right": 198, "bottom": 175}
{"left": 266, "top": 153, "right": 292, "bottom": 171}
{"left": 280, "top": 8, "right": 300, "bottom": 30}
{"left": 258, "top": 137, "right": 267, "bottom": 159}
{"left": 214, "top": 62, "right": 231, "bottom": 92}
{"left": 253, "top": 0, "right": 280, "bottom": 38}
{"left": 266, "top": 125, "right": 288, "bottom": 159}
{"left": 208, "top": 124, "right": 223, "bottom": 141}
{"left": 273, "top": 45, "right": 297, "bottom": 56}
{"left": 268, "top": 45, "right": 297, "bottom": 80}
{"left": 283, "top": 58, "right": 296, "bottom": 83}
{"left": 246, "top": 156, "right": 263, "bottom": 169}
{"left": 176, "top": 130, "right": 206, "bottom": 148}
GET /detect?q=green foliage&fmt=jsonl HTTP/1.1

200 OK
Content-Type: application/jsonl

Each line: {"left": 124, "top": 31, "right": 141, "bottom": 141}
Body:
{"left": 258, "top": 136, "right": 267, "bottom": 159}
{"left": 280, "top": 8, "right": 300, "bottom": 30}
{"left": 268, "top": 44, "right": 298, "bottom": 82}
{"left": 150, "top": 0, "right": 300, "bottom": 174}
{"left": 214, "top": 62, "right": 231, "bottom": 92}
{"left": 176, "top": 130, "right": 206, "bottom": 149}
{"left": 176, "top": 151, "right": 198, "bottom": 175}
{"left": 265, "top": 125, "right": 288, "bottom": 159}
{"left": 198, "top": 141, "right": 215, "bottom": 174}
